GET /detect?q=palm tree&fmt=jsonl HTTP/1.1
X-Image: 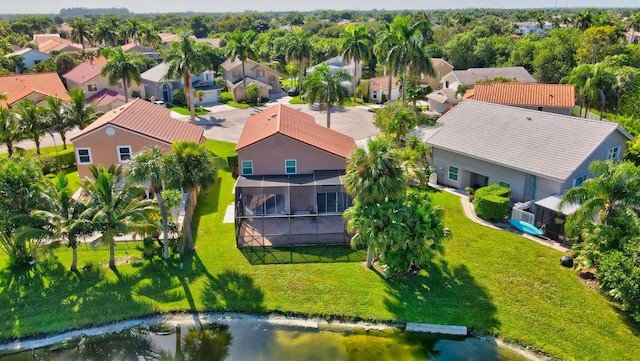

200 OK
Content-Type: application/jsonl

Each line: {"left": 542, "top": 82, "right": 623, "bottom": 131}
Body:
{"left": 22, "top": 173, "right": 91, "bottom": 271}
{"left": 15, "top": 100, "right": 46, "bottom": 155}
{"left": 94, "top": 21, "right": 118, "bottom": 46}
{"left": 123, "top": 18, "right": 142, "bottom": 44}
{"left": 224, "top": 30, "right": 258, "bottom": 102}
{"left": 0, "top": 107, "right": 21, "bottom": 156}
{"left": 69, "top": 18, "right": 92, "bottom": 50}
{"left": 344, "top": 136, "right": 405, "bottom": 268}
{"left": 164, "top": 141, "right": 216, "bottom": 256}
{"left": 627, "top": 11, "right": 640, "bottom": 44}
{"left": 165, "top": 33, "right": 209, "bottom": 122}
{"left": 44, "top": 96, "right": 74, "bottom": 150}
{"left": 281, "top": 27, "right": 313, "bottom": 94}
{"left": 101, "top": 47, "right": 141, "bottom": 103}
{"left": 139, "top": 23, "right": 161, "bottom": 49}
{"left": 81, "top": 164, "right": 159, "bottom": 269}
{"left": 341, "top": 24, "right": 373, "bottom": 102}
{"left": 65, "top": 88, "right": 99, "bottom": 130}
{"left": 127, "top": 147, "right": 171, "bottom": 260}
{"left": 304, "top": 65, "right": 351, "bottom": 129}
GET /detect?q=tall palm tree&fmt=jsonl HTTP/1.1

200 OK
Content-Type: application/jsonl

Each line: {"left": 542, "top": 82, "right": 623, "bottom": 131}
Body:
{"left": 81, "top": 164, "right": 159, "bottom": 269}
{"left": 224, "top": 30, "right": 258, "bottom": 102}
{"left": 127, "top": 147, "right": 171, "bottom": 260}
{"left": 15, "top": 100, "right": 46, "bottom": 155}
{"left": 165, "top": 33, "right": 209, "bottom": 122}
{"left": 0, "top": 107, "right": 21, "bottom": 156}
{"left": 94, "top": 21, "right": 118, "bottom": 46}
{"left": 341, "top": 24, "right": 373, "bottom": 101}
{"left": 563, "top": 63, "right": 608, "bottom": 118}
{"left": 281, "top": 27, "right": 313, "bottom": 94}
{"left": 407, "top": 35, "right": 435, "bottom": 106}
{"left": 69, "top": 18, "right": 92, "bottom": 50}
{"left": 101, "top": 47, "right": 141, "bottom": 103}
{"left": 164, "top": 141, "right": 216, "bottom": 256}
{"left": 21, "top": 173, "right": 91, "bottom": 271}
{"left": 304, "top": 65, "right": 351, "bottom": 129}
{"left": 344, "top": 136, "right": 405, "bottom": 268}
{"left": 44, "top": 96, "right": 73, "bottom": 150}
{"left": 65, "top": 88, "right": 99, "bottom": 130}
{"left": 139, "top": 23, "right": 161, "bottom": 49}
{"left": 123, "top": 17, "right": 142, "bottom": 44}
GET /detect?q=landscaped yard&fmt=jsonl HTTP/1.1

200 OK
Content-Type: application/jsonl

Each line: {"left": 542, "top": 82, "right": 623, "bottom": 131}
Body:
{"left": 0, "top": 139, "right": 639, "bottom": 360}
{"left": 168, "top": 105, "right": 209, "bottom": 116}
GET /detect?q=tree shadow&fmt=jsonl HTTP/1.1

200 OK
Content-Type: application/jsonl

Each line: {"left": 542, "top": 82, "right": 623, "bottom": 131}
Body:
{"left": 239, "top": 245, "right": 367, "bottom": 265}
{"left": 383, "top": 259, "right": 500, "bottom": 331}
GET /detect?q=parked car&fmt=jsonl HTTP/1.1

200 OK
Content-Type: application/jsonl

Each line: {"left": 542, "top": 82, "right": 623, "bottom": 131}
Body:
{"left": 288, "top": 88, "right": 299, "bottom": 96}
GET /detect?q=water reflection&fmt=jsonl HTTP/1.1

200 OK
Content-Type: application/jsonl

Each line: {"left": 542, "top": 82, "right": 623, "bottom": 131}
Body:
{"left": 0, "top": 320, "right": 527, "bottom": 361}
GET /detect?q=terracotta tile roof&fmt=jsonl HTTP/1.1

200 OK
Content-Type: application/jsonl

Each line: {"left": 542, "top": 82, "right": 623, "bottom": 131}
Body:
{"left": 469, "top": 83, "right": 575, "bottom": 107}
{"left": 236, "top": 104, "right": 355, "bottom": 159}
{"left": 63, "top": 63, "right": 102, "bottom": 85}
{"left": 33, "top": 34, "right": 71, "bottom": 46}
{"left": 368, "top": 76, "right": 399, "bottom": 90}
{"left": 0, "top": 72, "right": 70, "bottom": 107}
{"left": 87, "top": 88, "right": 127, "bottom": 107}
{"left": 70, "top": 98, "right": 204, "bottom": 144}
{"left": 83, "top": 56, "right": 108, "bottom": 67}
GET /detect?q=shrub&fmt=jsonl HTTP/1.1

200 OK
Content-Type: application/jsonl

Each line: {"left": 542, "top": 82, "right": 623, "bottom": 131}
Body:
{"left": 172, "top": 89, "right": 186, "bottom": 107}
{"left": 227, "top": 154, "right": 238, "bottom": 174}
{"left": 246, "top": 83, "right": 260, "bottom": 104}
{"left": 38, "top": 152, "right": 76, "bottom": 175}
{"left": 473, "top": 184, "right": 511, "bottom": 221}
{"left": 475, "top": 184, "right": 511, "bottom": 198}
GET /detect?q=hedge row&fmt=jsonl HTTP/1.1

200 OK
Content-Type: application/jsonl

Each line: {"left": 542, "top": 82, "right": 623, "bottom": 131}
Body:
{"left": 37, "top": 152, "right": 76, "bottom": 175}
{"left": 474, "top": 184, "right": 511, "bottom": 221}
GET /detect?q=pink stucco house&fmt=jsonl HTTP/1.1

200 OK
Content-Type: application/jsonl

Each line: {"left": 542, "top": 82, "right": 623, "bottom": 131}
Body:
{"left": 70, "top": 98, "right": 204, "bottom": 179}
{"left": 234, "top": 104, "right": 356, "bottom": 248}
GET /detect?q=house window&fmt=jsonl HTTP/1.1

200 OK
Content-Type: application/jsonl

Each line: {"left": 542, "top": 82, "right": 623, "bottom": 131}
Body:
{"left": 117, "top": 146, "right": 132, "bottom": 163}
{"left": 34, "top": 60, "right": 41, "bottom": 65}
{"left": 574, "top": 174, "right": 588, "bottom": 187}
{"left": 372, "top": 90, "right": 377, "bottom": 99}
{"left": 117, "top": 81, "right": 123, "bottom": 89}
{"left": 498, "top": 181, "right": 511, "bottom": 188}
{"left": 445, "top": 81, "right": 450, "bottom": 88}
{"left": 76, "top": 148, "right": 92, "bottom": 164}
{"left": 285, "top": 159, "right": 297, "bottom": 174}
{"left": 448, "top": 165, "right": 459, "bottom": 182}
{"left": 317, "top": 192, "right": 351, "bottom": 213}
{"left": 607, "top": 146, "right": 621, "bottom": 160}
{"left": 256, "top": 69, "right": 265, "bottom": 77}
{"left": 87, "top": 84, "right": 97, "bottom": 92}
{"left": 241, "top": 160, "right": 253, "bottom": 176}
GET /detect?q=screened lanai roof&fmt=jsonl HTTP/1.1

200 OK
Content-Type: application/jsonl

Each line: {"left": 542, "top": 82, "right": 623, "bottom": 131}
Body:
{"left": 236, "top": 170, "right": 345, "bottom": 188}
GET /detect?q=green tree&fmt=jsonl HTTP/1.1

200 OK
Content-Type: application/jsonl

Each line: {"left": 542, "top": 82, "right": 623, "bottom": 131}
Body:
{"left": 598, "top": 240, "right": 640, "bottom": 322}
{"left": 576, "top": 26, "right": 625, "bottom": 64}
{"left": 100, "top": 47, "right": 141, "bottom": 103}
{"left": 123, "top": 17, "right": 142, "bottom": 44}
{"left": 224, "top": 30, "right": 258, "bottom": 103}
{"left": 341, "top": 24, "right": 373, "bottom": 100}
{"left": 65, "top": 88, "right": 99, "bottom": 130}
{"left": 627, "top": 11, "right": 640, "bottom": 44}
{"left": 69, "top": 18, "right": 92, "bottom": 50}
{"left": 0, "top": 107, "right": 21, "bottom": 156}
{"left": 138, "top": 23, "right": 161, "bottom": 49}
{"left": 44, "top": 96, "right": 73, "bottom": 150}
{"left": 127, "top": 146, "right": 171, "bottom": 260}
{"left": 15, "top": 100, "right": 46, "bottom": 155}
{"left": 164, "top": 141, "right": 216, "bottom": 257}
{"left": 94, "top": 21, "right": 118, "bottom": 46}
{"left": 533, "top": 28, "right": 581, "bottom": 83}
{"left": 304, "top": 64, "right": 351, "bottom": 128}
{"left": 281, "top": 27, "right": 313, "bottom": 94}
{"left": 81, "top": 164, "right": 159, "bottom": 269}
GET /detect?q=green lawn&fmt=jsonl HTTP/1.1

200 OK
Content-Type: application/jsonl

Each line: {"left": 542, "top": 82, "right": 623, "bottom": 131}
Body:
{"left": 0, "top": 139, "right": 638, "bottom": 360}
{"left": 0, "top": 143, "right": 73, "bottom": 158}
{"left": 220, "top": 91, "right": 251, "bottom": 109}
{"left": 168, "top": 105, "right": 209, "bottom": 116}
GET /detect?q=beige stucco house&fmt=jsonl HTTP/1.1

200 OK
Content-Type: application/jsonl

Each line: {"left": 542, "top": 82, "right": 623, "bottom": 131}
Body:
{"left": 221, "top": 58, "right": 281, "bottom": 102}
{"left": 63, "top": 63, "right": 146, "bottom": 101}
{"left": 234, "top": 104, "right": 356, "bottom": 247}
{"left": 421, "top": 58, "right": 454, "bottom": 90}
{"left": 70, "top": 99, "right": 204, "bottom": 179}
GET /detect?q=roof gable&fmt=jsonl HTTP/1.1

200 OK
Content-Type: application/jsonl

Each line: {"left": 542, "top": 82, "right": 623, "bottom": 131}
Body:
{"left": 236, "top": 104, "right": 355, "bottom": 159}
{"left": 470, "top": 83, "right": 575, "bottom": 107}
{"left": 70, "top": 99, "right": 203, "bottom": 144}
{"left": 63, "top": 63, "right": 102, "bottom": 85}
{"left": 426, "top": 100, "right": 631, "bottom": 181}
{"left": 0, "top": 72, "right": 70, "bottom": 107}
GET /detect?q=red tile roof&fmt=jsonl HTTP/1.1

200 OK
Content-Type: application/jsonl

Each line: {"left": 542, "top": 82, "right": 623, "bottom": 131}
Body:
{"left": 469, "top": 83, "right": 575, "bottom": 107}
{"left": 236, "top": 104, "right": 355, "bottom": 159}
{"left": 87, "top": 88, "right": 127, "bottom": 107}
{"left": 368, "top": 76, "right": 399, "bottom": 90}
{"left": 0, "top": 72, "right": 70, "bottom": 107}
{"left": 70, "top": 98, "right": 204, "bottom": 144}
{"left": 63, "top": 63, "right": 102, "bottom": 85}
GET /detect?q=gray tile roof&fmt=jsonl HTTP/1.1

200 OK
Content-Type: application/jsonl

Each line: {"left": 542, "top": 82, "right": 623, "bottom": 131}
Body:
{"left": 141, "top": 62, "right": 173, "bottom": 83}
{"left": 426, "top": 100, "right": 632, "bottom": 181}
{"left": 452, "top": 66, "right": 537, "bottom": 86}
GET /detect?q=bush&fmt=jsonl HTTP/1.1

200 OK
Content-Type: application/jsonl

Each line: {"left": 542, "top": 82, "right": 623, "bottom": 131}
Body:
{"left": 473, "top": 184, "right": 511, "bottom": 221}
{"left": 38, "top": 152, "right": 76, "bottom": 175}
{"left": 172, "top": 89, "right": 186, "bottom": 107}
{"left": 227, "top": 154, "right": 238, "bottom": 174}
{"left": 246, "top": 83, "right": 260, "bottom": 104}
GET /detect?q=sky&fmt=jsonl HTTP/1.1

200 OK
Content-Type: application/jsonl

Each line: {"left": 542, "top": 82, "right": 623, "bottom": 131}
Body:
{"left": 2, "top": 0, "right": 639, "bottom": 15}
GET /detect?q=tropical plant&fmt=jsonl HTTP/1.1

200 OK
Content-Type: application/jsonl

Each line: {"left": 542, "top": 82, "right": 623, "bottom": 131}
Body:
{"left": 81, "top": 164, "right": 159, "bottom": 269}
{"left": 341, "top": 24, "right": 373, "bottom": 100}
{"left": 164, "top": 141, "right": 216, "bottom": 256}
{"left": 94, "top": 21, "right": 118, "bottom": 46}
{"left": 138, "top": 23, "right": 161, "bottom": 49}
{"left": 627, "top": 11, "right": 640, "bottom": 44}
{"left": 304, "top": 64, "right": 351, "bottom": 128}
{"left": 224, "top": 30, "right": 258, "bottom": 102}
{"left": 15, "top": 99, "right": 46, "bottom": 155}
{"left": 127, "top": 146, "right": 171, "bottom": 260}
{"left": 123, "top": 18, "right": 142, "bottom": 44}
{"left": 100, "top": 47, "right": 141, "bottom": 103}
{"left": 0, "top": 107, "right": 21, "bottom": 156}
{"left": 281, "top": 27, "right": 313, "bottom": 94}
{"left": 65, "top": 88, "right": 99, "bottom": 129}
{"left": 69, "top": 18, "right": 92, "bottom": 50}
{"left": 44, "top": 96, "right": 73, "bottom": 150}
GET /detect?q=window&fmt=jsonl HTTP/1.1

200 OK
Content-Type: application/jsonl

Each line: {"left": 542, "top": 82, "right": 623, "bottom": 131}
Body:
{"left": 76, "top": 148, "right": 92, "bottom": 164}
{"left": 87, "top": 84, "right": 97, "bottom": 92}
{"left": 498, "top": 181, "right": 511, "bottom": 188}
{"left": 241, "top": 160, "right": 253, "bottom": 176}
{"left": 448, "top": 165, "right": 459, "bottom": 182}
{"left": 117, "top": 81, "right": 123, "bottom": 89}
{"left": 372, "top": 90, "right": 377, "bottom": 99}
{"left": 285, "top": 159, "right": 297, "bottom": 174}
{"left": 317, "top": 192, "right": 352, "bottom": 214}
{"left": 117, "top": 146, "right": 132, "bottom": 162}
{"left": 607, "top": 146, "right": 621, "bottom": 160}
{"left": 34, "top": 60, "right": 41, "bottom": 65}
{"left": 256, "top": 69, "right": 265, "bottom": 77}
{"left": 574, "top": 174, "right": 588, "bottom": 187}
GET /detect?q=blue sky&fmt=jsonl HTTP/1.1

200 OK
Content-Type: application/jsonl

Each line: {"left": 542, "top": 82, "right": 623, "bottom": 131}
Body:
{"left": 2, "top": 0, "right": 638, "bottom": 14}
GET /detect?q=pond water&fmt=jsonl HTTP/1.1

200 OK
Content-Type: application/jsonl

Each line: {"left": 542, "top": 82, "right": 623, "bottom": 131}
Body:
{"left": 0, "top": 318, "right": 529, "bottom": 361}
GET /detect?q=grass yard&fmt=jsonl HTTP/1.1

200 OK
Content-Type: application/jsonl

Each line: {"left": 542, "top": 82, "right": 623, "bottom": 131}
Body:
{"left": 168, "top": 105, "right": 209, "bottom": 116}
{"left": 220, "top": 91, "right": 251, "bottom": 109}
{"left": 0, "top": 139, "right": 639, "bottom": 360}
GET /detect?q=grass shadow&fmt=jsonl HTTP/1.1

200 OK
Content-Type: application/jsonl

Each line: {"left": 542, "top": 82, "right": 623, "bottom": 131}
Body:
{"left": 239, "top": 245, "right": 367, "bottom": 265}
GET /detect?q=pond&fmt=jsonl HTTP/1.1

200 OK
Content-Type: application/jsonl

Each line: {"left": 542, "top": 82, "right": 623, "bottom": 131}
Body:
{"left": 0, "top": 316, "right": 529, "bottom": 361}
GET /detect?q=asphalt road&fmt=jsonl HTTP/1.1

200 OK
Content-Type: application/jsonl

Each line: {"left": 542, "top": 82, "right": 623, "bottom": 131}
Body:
{"left": 4, "top": 97, "right": 381, "bottom": 153}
